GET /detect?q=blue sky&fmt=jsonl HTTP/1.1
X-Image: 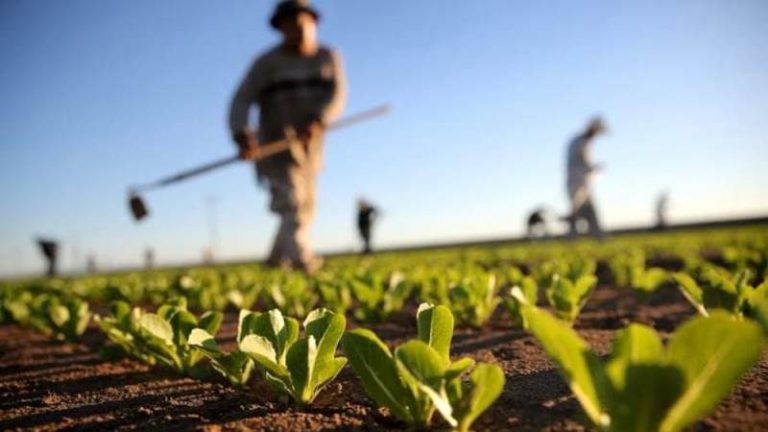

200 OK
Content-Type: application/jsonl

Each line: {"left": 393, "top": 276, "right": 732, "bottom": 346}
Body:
{"left": 1, "top": 0, "right": 767, "bottom": 276}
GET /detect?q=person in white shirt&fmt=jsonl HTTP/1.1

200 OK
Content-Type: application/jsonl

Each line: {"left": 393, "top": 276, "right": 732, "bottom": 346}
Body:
{"left": 565, "top": 117, "right": 606, "bottom": 239}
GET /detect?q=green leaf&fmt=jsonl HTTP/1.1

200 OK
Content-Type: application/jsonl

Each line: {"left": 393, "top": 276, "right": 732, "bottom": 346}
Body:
{"left": 199, "top": 311, "right": 223, "bottom": 335}
{"left": 454, "top": 363, "right": 505, "bottom": 432}
{"left": 660, "top": 312, "right": 764, "bottom": 432}
{"left": 240, "top": 334, "right": 288, "bottom": 378}
{"left": 140, "top": 313, "right": 174, "bottom": 344}
{"left": 286, "top": 336, "right": 318, "bottom": 403}
{"left": 49, "top": 304, "right": 70, "bottom": 327}
{"left": 445, "top": 357, "right": 476, "bottom": 382}
{"left": 341, "top": 329, "right": 414, "bottom": 423}
{"left": 521, "top": 304, "right": 610, "bottom": 427}
{"left": 188, "top": 328, "right": 222, "bottom": 357}
{"left": 395, "top": 340, "right": 448, "bottom": 425}
{"left": 169, "top": 310, "right": 197, "bottom": 346}
{"left": 605, "top": 324, "right": 664, "bottom": 389}
{"left": 304, "top": 309, "right": 345, "bottom": 362}
{"left": 673, "top": 273, "right": 707, "bottom": 316}
{"left": 608, "top": 365, "right": 684, "bottom": 432}
{"left": 417, "top": 303, "right": 454, "bottom": 361}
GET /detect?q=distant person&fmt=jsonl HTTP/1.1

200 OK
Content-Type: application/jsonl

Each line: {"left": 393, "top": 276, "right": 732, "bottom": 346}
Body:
{"left": 86, "top": 255, "right": 97, "bottom": 273}
{"left": 228, "top": 0, "right": 346, "bottom": 272}
{"left": 357, "top": 199, "right": 378, "bottom": 254}
{"left": 655, "top": 191, "right": 669, "bottom": 231}
{"left": 145, "top": 248, "right": 155, "bottom": 270}
{"left": 526, "top": 207, "right": 549, "bottom": 239}
{"left": 565, "top": 117, "right": 606, "bottom": 239}
{"left": 36, "top": 238, "right": 58, "bottom": 277}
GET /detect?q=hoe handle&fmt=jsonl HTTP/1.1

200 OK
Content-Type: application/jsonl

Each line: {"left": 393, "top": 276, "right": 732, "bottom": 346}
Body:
{"left": 134, "top": 104, "right": 390, "bottom": 192}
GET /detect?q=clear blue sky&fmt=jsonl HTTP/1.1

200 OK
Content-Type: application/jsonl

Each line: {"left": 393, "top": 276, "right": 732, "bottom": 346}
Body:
{"left": 1, "top": 0, "right": 767, "bottom": 276}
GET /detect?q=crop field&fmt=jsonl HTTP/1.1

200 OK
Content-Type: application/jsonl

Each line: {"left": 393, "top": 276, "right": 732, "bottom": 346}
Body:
{"left": 1, "top": 225, "right": 767, "bottom": 431}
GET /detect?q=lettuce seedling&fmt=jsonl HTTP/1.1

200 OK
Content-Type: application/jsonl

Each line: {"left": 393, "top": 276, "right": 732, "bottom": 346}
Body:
{"left": 673, "top": 267, "right": 762, "bottom": 318}
{"left": 95, "top": 301, "right": 158, "bottom": 365}
{"left": 96, "top": 298, "right": 222, "bottom": 374}
{"left": 544, "top": 273, "right": 597, "bottom": 324}
{"left": 609, "top": 250, "right": 668, "bottom": 294}
{"left": 190, "top": 329, "right": 255, "bottom": 386}
{"left": 502, "top": 267, "right": 538, "bottom": 328}
{"left": 513, "top": 287, "right": 763, "bottom": 432}
{"left": 448, "top": 272, "right": 501, "bottom": 328}
{"left": 4, "top": 292, "right": 91, "bottom": 342}
{"left": 238, "top": 308, "right": 347, "bottom": 404}
{"left": 137, "top": 299, "right": 223, "bottom": 374}
{"left": 342, "top": 303, "right": 504, "bottom": 431}
{"left": 350, "top": 271, "right": 412, "bottom": 322}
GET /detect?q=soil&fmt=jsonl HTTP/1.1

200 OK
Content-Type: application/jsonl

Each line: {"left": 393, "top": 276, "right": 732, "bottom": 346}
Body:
{"left": 1, "top": 282, "right": 766, "bottom": 431}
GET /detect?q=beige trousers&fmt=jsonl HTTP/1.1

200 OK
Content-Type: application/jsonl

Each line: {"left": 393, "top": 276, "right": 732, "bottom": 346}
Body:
{"left": 260, "top": 137, "right": 322, "bottom": 269}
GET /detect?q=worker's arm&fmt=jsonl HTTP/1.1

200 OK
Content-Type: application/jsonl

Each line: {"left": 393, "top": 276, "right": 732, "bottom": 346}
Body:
{"left": 319, "top": 49, "right": 347, "bottom": 126}
{"left": 229, "top": 57, "right": 266, "bottom": 160}
{"left": 579, "top": 139, "right": 603, "bottom": 173}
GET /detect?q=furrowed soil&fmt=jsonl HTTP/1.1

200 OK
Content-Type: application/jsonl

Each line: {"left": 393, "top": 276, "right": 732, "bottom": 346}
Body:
{"left": 1, "top": 282, "right": 767, "bottom": 431}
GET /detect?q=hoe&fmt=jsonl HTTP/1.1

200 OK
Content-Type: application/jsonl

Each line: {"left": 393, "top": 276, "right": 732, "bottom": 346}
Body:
{"left": 128, "top": 105, "right": 390, "bottom": 221}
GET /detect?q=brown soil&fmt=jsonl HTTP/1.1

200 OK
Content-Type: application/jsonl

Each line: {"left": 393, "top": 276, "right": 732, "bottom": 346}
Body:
{"left": 1, "top": 283, "right": 766, "bottom": 431}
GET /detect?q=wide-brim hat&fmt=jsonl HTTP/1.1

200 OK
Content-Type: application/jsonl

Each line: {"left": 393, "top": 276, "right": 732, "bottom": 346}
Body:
{"left": 588, "top": 116, "right": 607, "bottom": 134}
{"left": 270, "top": 0, "right": 320, "bottom": 29}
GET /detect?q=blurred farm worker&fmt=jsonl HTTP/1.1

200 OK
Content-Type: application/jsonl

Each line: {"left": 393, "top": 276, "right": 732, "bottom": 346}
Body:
{"left": 36, "top": 238, "right": 58, "bottom": 277}
{"left": 357, "top": 199, "right": 379, "bottom": 254}
{"left": 565, "top": 117, "right": 606, "bottom": 239}
{"left": 229, "top": 0, "right": 346, "bottom": 272}
{"left": 526, "top": 207, "right": 550, "bottom": 239}
{"left": 655, "top": 190, "right": 669, "bottom": 231}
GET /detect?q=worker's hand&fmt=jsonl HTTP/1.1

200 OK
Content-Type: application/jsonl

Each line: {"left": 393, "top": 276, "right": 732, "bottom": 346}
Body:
{"left": 234, "top": 130, "right": 261, "bottom": 160}
{"left": 297, "top": 120, "right": 324, "bottom": 155}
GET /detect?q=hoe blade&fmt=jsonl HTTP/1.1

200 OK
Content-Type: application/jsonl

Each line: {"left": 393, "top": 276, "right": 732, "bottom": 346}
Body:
{"left": 129, "top": 194, "right": 149, "bottom": 221}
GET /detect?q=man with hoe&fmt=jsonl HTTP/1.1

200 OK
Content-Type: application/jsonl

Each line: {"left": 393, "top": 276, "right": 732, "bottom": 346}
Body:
{"left": 229, "top": 0, "right": 346, "bottom": 272}
{"left": 565, "top": 117, "right": 607, "bottom": 239}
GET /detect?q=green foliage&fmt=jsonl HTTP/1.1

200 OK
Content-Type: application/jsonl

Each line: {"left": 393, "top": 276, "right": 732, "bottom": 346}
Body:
{"left": 238, "top": 308, "right": 347, "bottom": 404}
{"left": 444, "top": 271, "right": 501, "bottom": 328}
{"left": 516, "top": 295, "right": 764, "bottom": 432}
{"left": 342, "top": 303, "right": 504, "bottom": 430}
{"left": 267, "top": 273, "right": 320, "bottom": 319}
{"left": 350, "top": 271, "right": 412, "bottom": 322}
{"left": 95, "top": 298, "right": 222, "bottom": 374}
{"left": 609, "top": 249, "right": 668, "bottom": 294}
{"left": 673, "top": 267, "right": 762, "bottom": 318}
{"left": 501, "top": 267, "right": 538, "bottom": 328}
{"left": 544, "top": 273, "right": 597, "bottom": 324}
{"left": 187, "top": 309, "right": 259, "bottom": 387}
{"left": 2, "top": 290, "right": 91, "bottom": 341}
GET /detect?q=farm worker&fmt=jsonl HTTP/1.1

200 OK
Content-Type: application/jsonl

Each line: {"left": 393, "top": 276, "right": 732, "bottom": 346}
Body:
{"left": 655, "top": 190, "right": 669, "bottom": 231}
{"left": 565, "top": 117, "right": 606, "bottom": 239}
{"left": 229, "top": 0, "right": 347, "bottom": 272}
{"left": 357, "top": 198, "right": 378, "bottom": 254}
{"left": 36, "top": 238, "right": 58, "bottom": 277}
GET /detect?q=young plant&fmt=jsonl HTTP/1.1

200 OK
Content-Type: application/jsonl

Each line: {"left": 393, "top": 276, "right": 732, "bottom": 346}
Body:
{"left": 448, "top": 272, "right": 501, "bottom": 328}
{"left": 188, "top": 310, "right": 257, "bottom": 387}
{"left": 513, "top": 288, "right": 764, "bottom": 432}
{"left": 544, "top": 273, "right": 597, "bottom": 324}
{"left": 268, "top": 272, "right": 320, "bottom": 319}
{"left": 315, "top": 273, "right": 353, "bottom": 316}
{"left": 96, "top": 298, "right": 223, "bottom": 374}
{"left": 95, "top": 301, "right": 158, "bottom": 365}
{"left": 501, "top": 267, "right": 538, "bottom": 328}
{"left": 238, "top": 308, "right": 347, "bottom": 404}
{"left": 4, "top": 291, "right": 91, "bottom": 342}
{"left": 609, "top": 250, "right": 668, "bottom": 294}
{"left": 342, "top": 303, "right": 504, "bottom": 431}
{"left": 350, "top": 271, "right": 412, "bottom": 322}
{"left": 673, "top": 267, "right": 758, "bottom": 318}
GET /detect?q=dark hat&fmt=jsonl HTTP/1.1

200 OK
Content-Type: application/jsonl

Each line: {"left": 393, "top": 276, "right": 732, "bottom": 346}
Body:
{"left": 270, "top": 0, "right": 320, "bottom": 29}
